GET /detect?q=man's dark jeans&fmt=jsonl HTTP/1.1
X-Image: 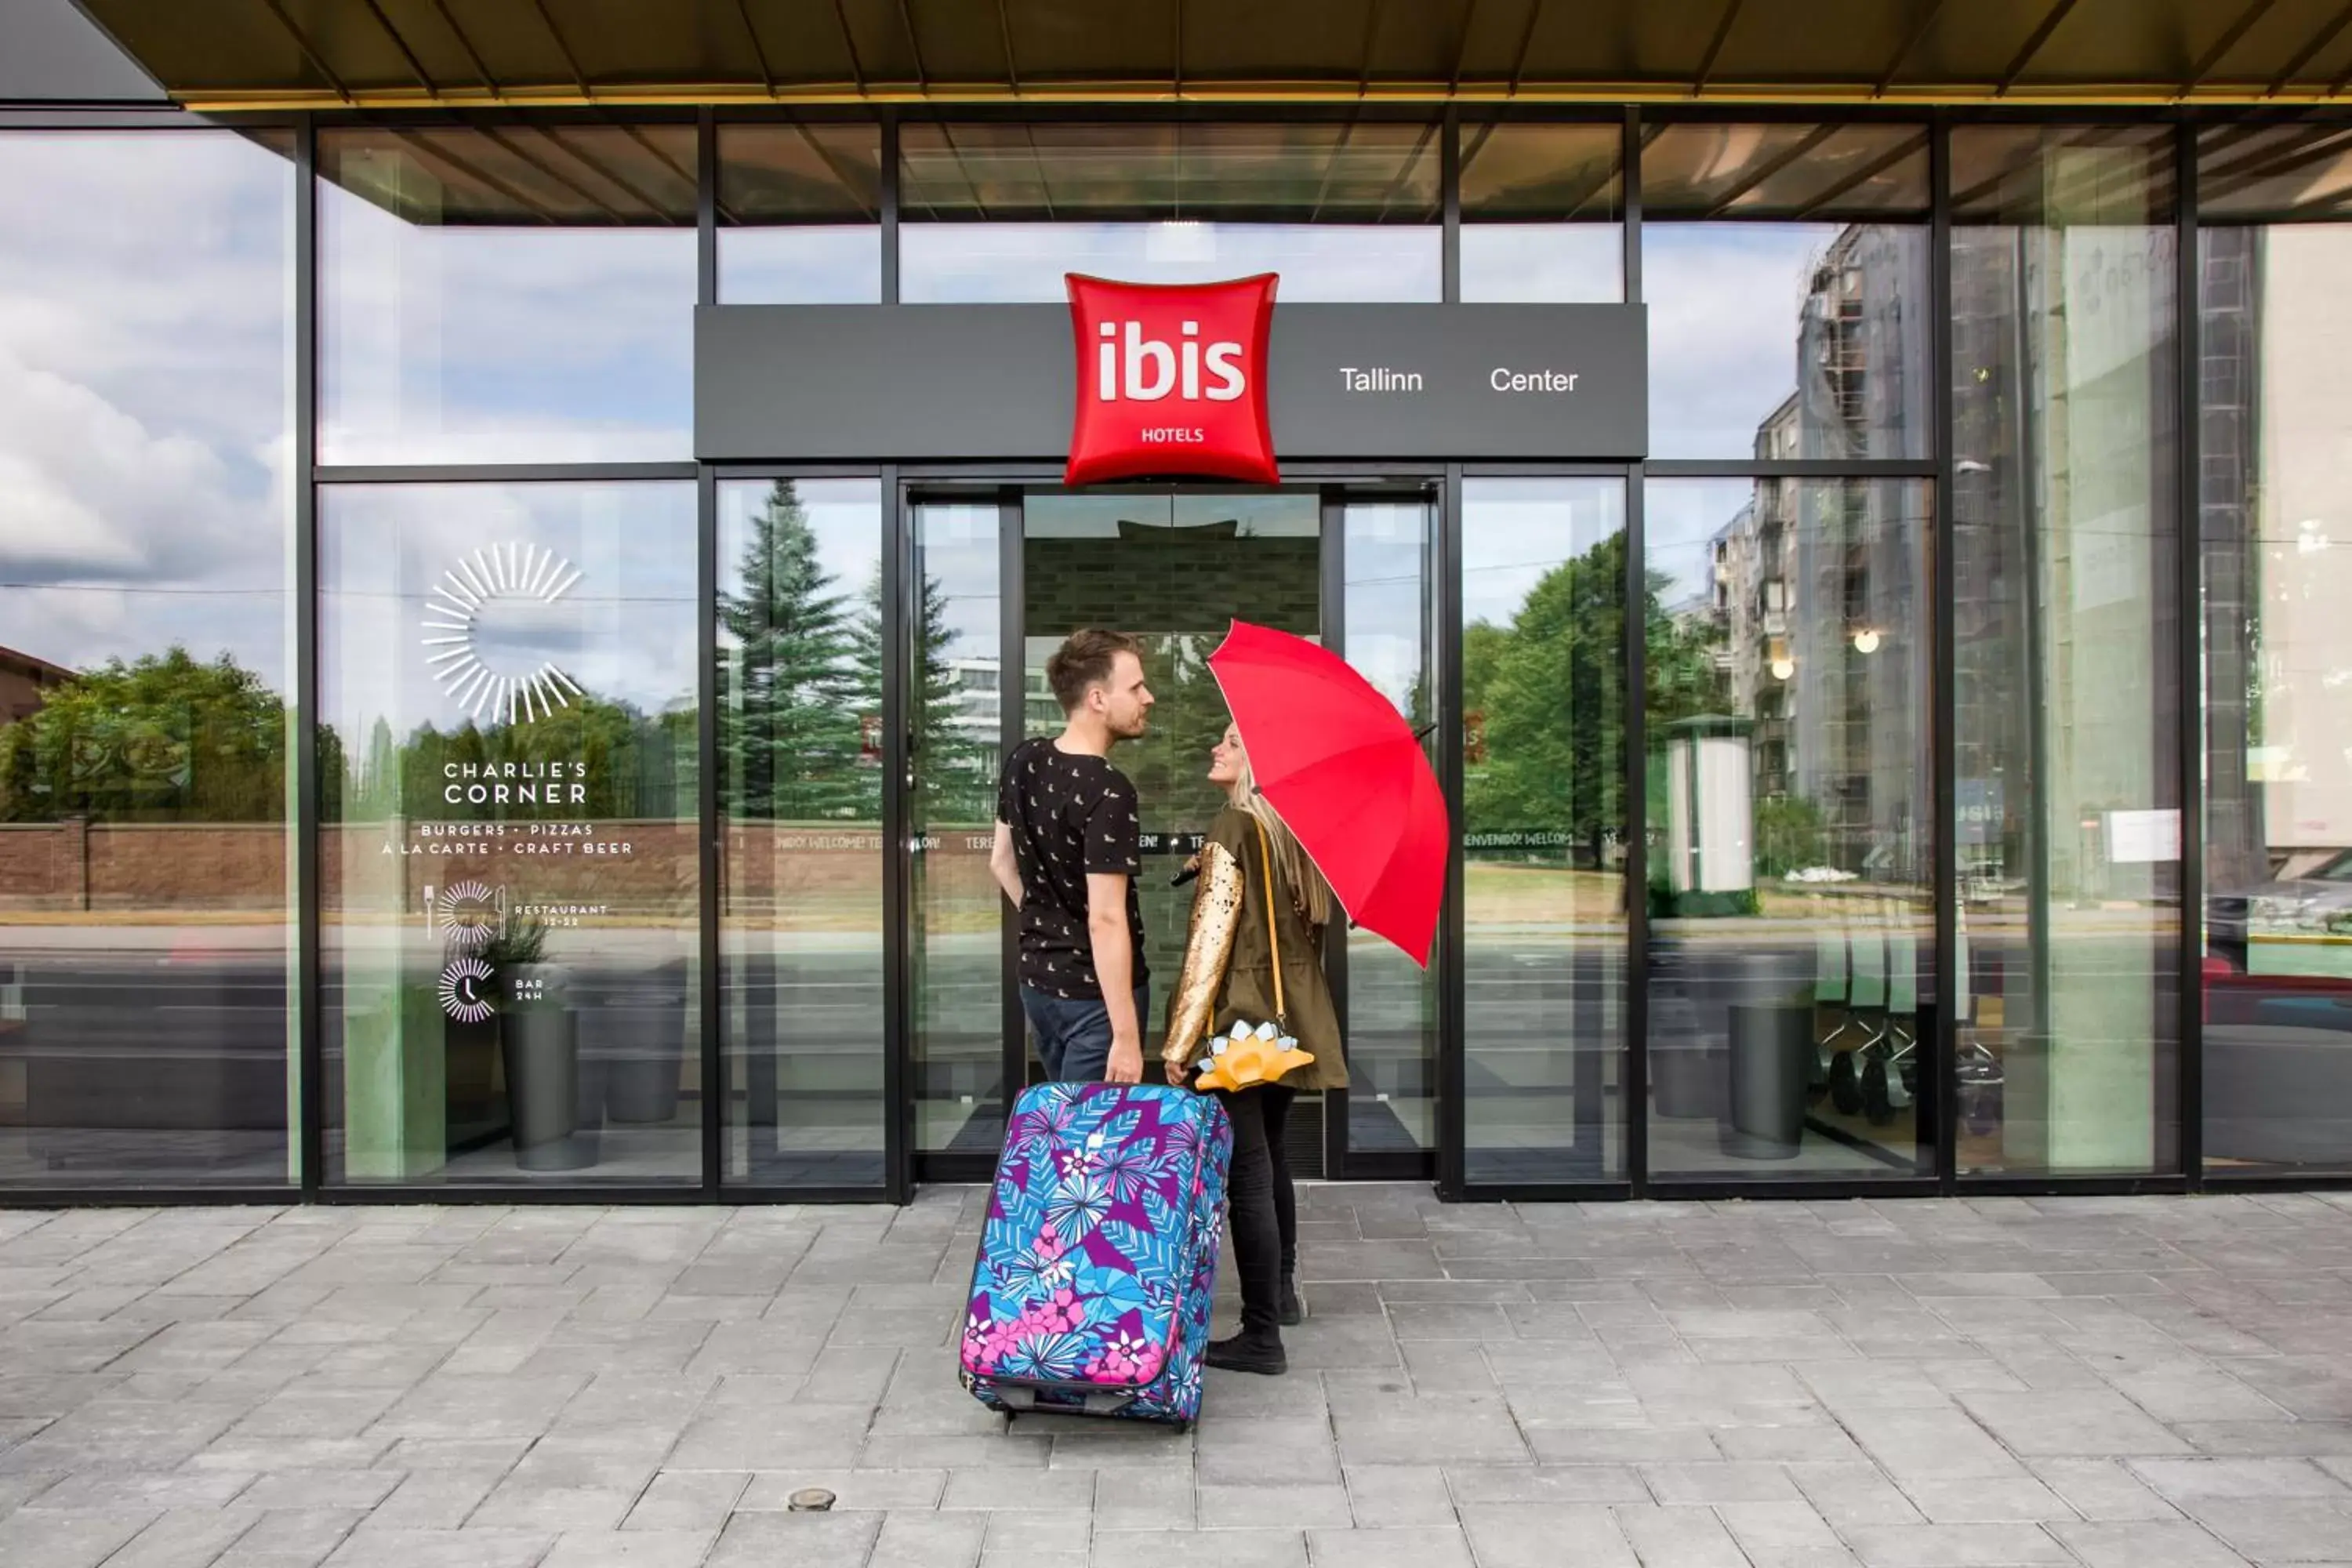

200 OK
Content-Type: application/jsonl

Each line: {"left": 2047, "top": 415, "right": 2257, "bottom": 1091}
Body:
{"left": 1020, "top": 985, "right": 1151, "bottom": 1083}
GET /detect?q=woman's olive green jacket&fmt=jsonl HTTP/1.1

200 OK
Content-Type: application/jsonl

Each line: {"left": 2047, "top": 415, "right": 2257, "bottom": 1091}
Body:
{"left": 1160, "top": 804, "right": 1348, "bottom": 1092}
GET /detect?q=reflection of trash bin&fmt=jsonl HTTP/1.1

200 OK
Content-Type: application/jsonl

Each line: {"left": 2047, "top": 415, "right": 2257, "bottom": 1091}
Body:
{"left": 583, "top": 960, "right": 689, "bottom": 1125}
{"left": 1646, "top": 934, "right": 1717, "bottom": 1119}
{"left": 1720, "top": 1000, "right": 1811, "bottom": 1160}
{"left": 502, "top": 964, "right": 596, "bottom": 1171}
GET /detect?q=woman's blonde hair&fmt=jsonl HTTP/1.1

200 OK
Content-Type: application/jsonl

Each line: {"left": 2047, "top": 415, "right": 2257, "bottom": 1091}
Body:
{"left": 1226, "top": 737, "right": 1335, "bottom": 929}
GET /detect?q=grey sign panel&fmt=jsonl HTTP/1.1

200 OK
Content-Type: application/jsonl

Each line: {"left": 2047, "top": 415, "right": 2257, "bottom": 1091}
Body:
{"left": 695, "top": 303, "right": 1646, "bottom": 463}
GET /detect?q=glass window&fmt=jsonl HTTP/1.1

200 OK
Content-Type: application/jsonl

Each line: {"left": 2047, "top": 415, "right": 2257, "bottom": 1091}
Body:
{"left": 1643, "top": 123, "right": 1930, "bottom": 460}
{"left": 320, "top": 125, "right": 698, "bottom": 466}
{"left": 320, "top": 483, "right": 700, "bottom": 1187}
{"left": 717, "top": 122, "right": 882, "bottom": 303}
{"left": 1461, "top": 477, "right": 1628, "bottom": 1182}
{"left": 2198, "top": 125, "right": 2352, "bottom": 1174}
{"left": 899, "top": 122, "right": 1441, "bottom": 302}
{"left": 908, "top": 498, "right": 1006, "bottom": 1157}
{"left": 0, "top": 130, "right": 293, "bottom": 1189}
{"left": 1461, "top": 122, "right": 1624, "bottom": 302}
{"left": 1344, "top": 496, "right": 1439, "bottom": 1163}
{"left": 1951, "top": 125, "right": 2181, "bottom": 1178}
{"left": 1645, "top": 480, "right": 1935, "bottom": 1179}
{"left": 719, "top": 478, "right": 887, "bottom": 1188}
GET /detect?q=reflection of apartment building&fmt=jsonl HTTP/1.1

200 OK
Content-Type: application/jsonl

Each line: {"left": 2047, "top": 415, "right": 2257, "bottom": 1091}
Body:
{"left": 940, "top": 655, "right": 1067, "bottom": 746}
{"left": 1709, "top": 228, "right": 1933, "bottom": 881}
{"left": 0, "top": 644, "right": 71, "bottom": 727}
{"left": 943, "top": 656, "right": 1000, "bottom": 747}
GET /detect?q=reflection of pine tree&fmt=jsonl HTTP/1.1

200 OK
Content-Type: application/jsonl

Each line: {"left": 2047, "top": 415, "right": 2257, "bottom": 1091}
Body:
{"left": 719, "top": 480, "right": 864, "bottom": 821}
{"left": 1124, "top": 634, "right": 1232, "bottom": 831}
{"left": 859, "top": 566, "right": 995, "bottom": 826}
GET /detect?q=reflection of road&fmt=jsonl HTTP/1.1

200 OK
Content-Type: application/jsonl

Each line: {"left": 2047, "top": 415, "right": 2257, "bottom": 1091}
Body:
{"left": 2, "top": 915, "right": 2182, "bottom": 1182}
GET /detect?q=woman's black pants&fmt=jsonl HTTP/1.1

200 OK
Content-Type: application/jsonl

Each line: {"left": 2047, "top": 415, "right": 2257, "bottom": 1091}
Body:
{"left": 1214, "top": 1084, "right": 1298, "bottom": 1335}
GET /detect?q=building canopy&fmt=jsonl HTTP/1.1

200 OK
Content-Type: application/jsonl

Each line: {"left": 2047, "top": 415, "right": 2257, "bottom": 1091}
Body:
{"left": 64, "top": 0, "right": 2352, "bottom": 110}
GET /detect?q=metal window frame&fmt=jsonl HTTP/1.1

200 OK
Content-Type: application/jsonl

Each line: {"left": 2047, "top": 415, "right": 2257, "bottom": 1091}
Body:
{"left": 296, "top": 114, "right": 322, "bottom": 1202}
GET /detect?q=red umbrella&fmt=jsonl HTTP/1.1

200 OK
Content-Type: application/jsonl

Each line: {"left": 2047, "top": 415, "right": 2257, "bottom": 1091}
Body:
{"left": 1206, "top": 619, "right": 1449, "bottom": 967}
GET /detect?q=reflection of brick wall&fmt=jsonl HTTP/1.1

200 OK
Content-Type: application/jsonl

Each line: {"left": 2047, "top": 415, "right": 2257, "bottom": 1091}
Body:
{"left": 86, "top": 822, "right": 285, "bottom": 909}
{"left": 0, "top": 819, "right": 1000, "bottom": 919}
{"left": 1026, "top": 533, "right": 1319, "bottom": 635}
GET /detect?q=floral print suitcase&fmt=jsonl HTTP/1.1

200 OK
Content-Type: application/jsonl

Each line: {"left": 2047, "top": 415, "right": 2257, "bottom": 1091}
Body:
{"left": 960, "top": 1082, "right": 1233, "bottom": 1429}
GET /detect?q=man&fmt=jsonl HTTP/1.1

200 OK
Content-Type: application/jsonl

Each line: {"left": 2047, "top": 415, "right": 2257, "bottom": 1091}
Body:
{"left": 989, "top": 629, "right": 1154, "bottom": 1084}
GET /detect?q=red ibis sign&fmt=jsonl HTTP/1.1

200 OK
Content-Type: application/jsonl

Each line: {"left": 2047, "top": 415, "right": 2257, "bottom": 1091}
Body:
{"left": 1062, "top": 272, "right": 1279, "bottom": 488}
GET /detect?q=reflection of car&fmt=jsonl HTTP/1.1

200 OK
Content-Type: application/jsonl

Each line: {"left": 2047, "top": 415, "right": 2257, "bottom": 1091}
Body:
{"left": 2208, "top": 848, "right": 2352, "bottom": 962}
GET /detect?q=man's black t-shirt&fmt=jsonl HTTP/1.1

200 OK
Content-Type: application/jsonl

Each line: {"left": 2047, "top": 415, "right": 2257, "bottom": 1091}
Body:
{"left": 997, "top": 737, "right": 1149, "bottom": 1000}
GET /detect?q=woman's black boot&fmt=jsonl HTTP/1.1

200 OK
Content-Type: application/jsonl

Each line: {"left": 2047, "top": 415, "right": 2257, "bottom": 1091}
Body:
{"left": 1279, "top": 1273, "right": 1304, "bottom": 1326}
{"left": 1205, "top": 1327, "right": 1287, "bottom": 1376}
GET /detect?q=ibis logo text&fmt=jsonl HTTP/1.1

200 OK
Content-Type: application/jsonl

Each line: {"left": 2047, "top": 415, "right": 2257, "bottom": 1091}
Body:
{"left": 1064, "top": 273, "right": 1279, "bottom": 487}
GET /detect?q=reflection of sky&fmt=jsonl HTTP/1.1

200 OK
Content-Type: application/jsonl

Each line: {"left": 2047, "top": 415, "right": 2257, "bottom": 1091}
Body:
{"left": 1645, "top": 223, "right": 1835, "bottom": 459}
{"left": 1461, "top": 477, "right": 1624, "bottom": 627}
{"left": 911, "top": 501, "right": 1001, "bottom": 662}
{"left": 717, "top": 480, "right": 883, "bottom": 624}
{"left": 321, "top": 483, "right": 697, "bottom": 739}
{"left": 902, "top": 223, "right": 1440, "bottom": 302}
{"left": 321, "top": 183, "right": 695, "bottom": 465}
{"left": 1461, "top": 223, "right": 1623, "bottom": 303}
{"left": 1344, "top": 502, "right": 1432, "bottom": 717}
{"left": 1646, "top": 479, "right": 1751, "bottom": 606}
{"left": 0, "top": 133, "right": 292, "bottom": 687}
{"left": 718, "top": 227, "right": 883, "bottom": 303}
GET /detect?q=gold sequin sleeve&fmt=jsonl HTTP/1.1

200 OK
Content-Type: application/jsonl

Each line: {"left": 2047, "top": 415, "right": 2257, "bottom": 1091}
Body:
{"left": 1161, "top": 840, "right": 1244, "bottom": 1075}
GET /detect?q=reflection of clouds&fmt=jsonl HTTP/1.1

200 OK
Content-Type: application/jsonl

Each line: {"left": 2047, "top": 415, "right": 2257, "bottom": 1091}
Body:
{"left": 902, "top": 223, "right": 1439, "bottom": 303}
{"left": 1461, "top": 478, "right": 1624, "bottom": 626}
{"left": 1646, "top": 479, "right": 1751, "bottom": 605}
{"left": 322, "top": 484, "right": 697, "bottom": 738}
{"left": 911, "top": 503, "right": 1001, "bottom": 655}
{"left": 718, "top": 228, "right": 883, "bottom": 303}
{"left": 321, "top": 187, "right": 694, "bottom": 465}
{"left": 715, "top": 480, "right": 885, "bottom": 655}
{"left": 0, "top": 133, "right": 291, "bottom": 684}
{"left": 1643, "top": 224, "right": 1827, "bottom": 459}
{"left": 1345, "top": 504, "right": 1434, "bottom": 713}
{"left": 1461, "top": 224, "right": 1623, "bottom": 303}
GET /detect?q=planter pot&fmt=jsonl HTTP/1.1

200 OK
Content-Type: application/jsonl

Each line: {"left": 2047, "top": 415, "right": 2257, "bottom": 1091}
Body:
{"left": 500, "top": 964, "right": 596, "bottom": 1172}
{"left": 1651, "top": 1041, "right": 1719, "bottom": 1120}
{"left": 579, "top": 960, "right": 689, "bottom": 1126}
{"left": 444, "top": 1014, "right": 505, "bottom": 1146}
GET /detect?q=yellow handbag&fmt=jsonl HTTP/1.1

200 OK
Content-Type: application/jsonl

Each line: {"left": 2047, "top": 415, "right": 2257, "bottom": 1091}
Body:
{"left": 1194, "top": 815, "right": 1317, "bottom": 1093}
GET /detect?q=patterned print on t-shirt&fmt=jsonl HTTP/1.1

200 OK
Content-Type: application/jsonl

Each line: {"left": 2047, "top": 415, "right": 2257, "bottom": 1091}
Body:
{"left": 996, "top": 737, "right": 1149, "bottom": 999}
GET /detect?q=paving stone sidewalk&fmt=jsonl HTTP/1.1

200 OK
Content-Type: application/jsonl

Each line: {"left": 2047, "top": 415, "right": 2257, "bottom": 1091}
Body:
{"left": 5, "top": 1188, "right": 2352, "bottom": 1567}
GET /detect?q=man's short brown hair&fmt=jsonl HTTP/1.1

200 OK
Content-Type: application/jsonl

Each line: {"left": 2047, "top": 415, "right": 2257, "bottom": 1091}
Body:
{"left": 1047, "top": 629, "right": 1145, "bottom": 715}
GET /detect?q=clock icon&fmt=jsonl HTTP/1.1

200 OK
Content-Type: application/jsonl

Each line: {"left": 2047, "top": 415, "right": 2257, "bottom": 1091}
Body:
{"left": 438, "top": 956, "right": 496, "bottom": 1023}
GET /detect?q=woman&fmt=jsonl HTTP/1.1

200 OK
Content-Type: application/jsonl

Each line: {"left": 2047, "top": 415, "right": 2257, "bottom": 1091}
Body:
{"left": 1161, "top": 721, "right": 1346, "bottom": 1376}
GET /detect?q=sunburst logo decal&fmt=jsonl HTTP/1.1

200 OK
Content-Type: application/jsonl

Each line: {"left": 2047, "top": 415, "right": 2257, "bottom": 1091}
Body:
{"left": 421, "top": 543, "right": 585, "bottom": 724}
{"left": 437, "top": 881, "right": 501, "bottom": 951}
{"left": 438, "top": 956, "right": 496, "bottom": 1023}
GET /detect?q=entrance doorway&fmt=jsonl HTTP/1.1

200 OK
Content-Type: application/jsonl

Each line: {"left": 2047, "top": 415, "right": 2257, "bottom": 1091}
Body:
{"left": 905, "top": 483, "right": 1438, "bottom": 1184}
